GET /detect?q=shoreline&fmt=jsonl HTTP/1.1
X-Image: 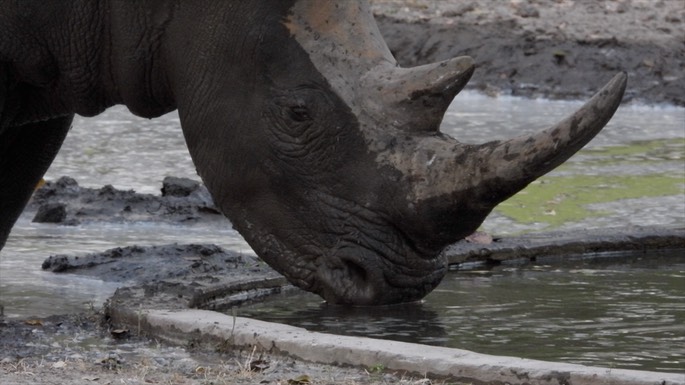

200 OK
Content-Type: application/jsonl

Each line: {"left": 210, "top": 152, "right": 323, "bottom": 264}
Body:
{"left": 372, "top": 0, "right": 685, "bottom": 106}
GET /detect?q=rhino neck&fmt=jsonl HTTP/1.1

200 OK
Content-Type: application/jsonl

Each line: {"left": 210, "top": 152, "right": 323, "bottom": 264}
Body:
{"left": 1, "top": 0, "right": 179, "bottom": 122}
{"left": 168, "top": 1, "right": 298, "bottom": 194}
{"left": 2, "top": 1, "right": 106, "bottom": 122}
{"left": 104, "top": 0, "right": 177, "bottom": 118}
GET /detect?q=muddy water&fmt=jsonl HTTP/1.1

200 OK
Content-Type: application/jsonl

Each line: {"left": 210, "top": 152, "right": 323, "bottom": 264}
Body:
{"left": 1, "top": 94, "right": 683, "bottom": 369}
{"left": 238, "top": 251, "right": 685, "bottom": 373}
{"left": 1, "top": 219, "right": 250, "bottom": 318}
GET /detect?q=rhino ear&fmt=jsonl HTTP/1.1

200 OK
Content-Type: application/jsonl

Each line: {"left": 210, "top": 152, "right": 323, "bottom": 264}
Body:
{"left": 363, "top": 56, "right": 475, "bottom": 132}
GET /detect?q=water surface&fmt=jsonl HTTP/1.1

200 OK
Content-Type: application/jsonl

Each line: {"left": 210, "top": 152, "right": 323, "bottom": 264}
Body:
{"left": 3, "top": 95, "right": 683, "bottom": 313}
{"left": 238, "top": 252, "right": 685, "bottom": 373}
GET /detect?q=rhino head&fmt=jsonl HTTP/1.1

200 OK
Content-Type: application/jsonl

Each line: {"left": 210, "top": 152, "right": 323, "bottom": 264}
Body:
{"left": 173, "top": 1, "right": 626, "bottom": 305}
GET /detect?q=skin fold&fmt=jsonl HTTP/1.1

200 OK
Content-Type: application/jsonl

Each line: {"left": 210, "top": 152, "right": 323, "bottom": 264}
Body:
{"left": 0, "top": 0, "right": 626, "bottom": 305}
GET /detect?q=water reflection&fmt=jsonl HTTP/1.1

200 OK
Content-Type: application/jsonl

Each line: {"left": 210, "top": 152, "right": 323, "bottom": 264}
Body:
{"left": 242, "top": 296, "right": 449, "bottom": 346}
{"left": 0, "top": 217, "right": 250, "bottom": 319}
{"left": 238, "top": 252, "right": 685, "bottom": 373}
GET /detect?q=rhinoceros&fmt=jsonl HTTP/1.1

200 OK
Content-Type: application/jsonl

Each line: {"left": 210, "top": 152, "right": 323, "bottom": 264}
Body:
{"left": 0, "top": 0, "right": 626, "bottom": 305}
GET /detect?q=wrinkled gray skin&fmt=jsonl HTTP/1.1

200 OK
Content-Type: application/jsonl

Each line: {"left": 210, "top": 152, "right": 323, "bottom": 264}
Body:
{"left": 0, "top": 0, "right": 626, "bottom": 305}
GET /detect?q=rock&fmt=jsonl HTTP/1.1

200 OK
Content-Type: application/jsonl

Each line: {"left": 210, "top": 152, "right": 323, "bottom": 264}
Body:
{"left": 161, "top": 176, "right": 201, "bottom": 197}
{"left": 51, "top": 360, "right": 67, "bottom": 369}
{"left": 55, "top": 176, "right": 80, "bottom": 191}
{"left": 27, "top": 176, "right": 223, "bottom": 224}
{"left": 97, "top": 352, "right": 124, "bottom": 370}
{"left": 442, "top": 2, "right": 475, "bottom": 17}
{"left": 516, "top": 4, "right": 540, "bottom": 18}
{"left": 42, "top": 255, "right": 72, "bottom": 272}
{"left": 616, "top": 1, "right": 631, "bottom": 14}
{"left": 33, "top": 202, "right": 67, "bottom": 223}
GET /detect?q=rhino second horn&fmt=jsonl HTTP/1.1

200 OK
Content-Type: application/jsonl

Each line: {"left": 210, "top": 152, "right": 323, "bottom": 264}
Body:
{"left": 363, "top": 56, "right": 475, "bottom": 132}
{"left": 474, "top": 72, "right": 628, "bottom": 204}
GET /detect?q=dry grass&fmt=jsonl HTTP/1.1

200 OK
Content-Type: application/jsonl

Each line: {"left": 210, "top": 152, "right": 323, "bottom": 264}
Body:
{"left": 1, "top": 346, "right": 470, "bottom": 385}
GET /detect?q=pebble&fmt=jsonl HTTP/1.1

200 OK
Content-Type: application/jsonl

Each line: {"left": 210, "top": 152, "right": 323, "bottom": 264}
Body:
{"left": 516, "top": 4, "right": 540, "bottom": 18}
{"left": 1, "top": 357, "right": 16, "bottom": 364}
{"left": 52, "top": 361, "right": 67, "bottom": 369}
{"left": 172, "top": 357, "right": 202, "bottom": 373}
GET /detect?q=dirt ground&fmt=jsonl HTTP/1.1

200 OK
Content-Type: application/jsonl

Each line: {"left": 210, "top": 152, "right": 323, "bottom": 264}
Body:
{"left": 2, "top": 1, "right": 684, "bottom": 384}
{"left": 0, "top": 312, "right": 445, "bottom": 385}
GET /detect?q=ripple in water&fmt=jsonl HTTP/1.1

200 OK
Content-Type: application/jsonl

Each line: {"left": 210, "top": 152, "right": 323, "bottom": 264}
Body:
{"left": 237, "top": 252, "right": 685, "bottom": 373}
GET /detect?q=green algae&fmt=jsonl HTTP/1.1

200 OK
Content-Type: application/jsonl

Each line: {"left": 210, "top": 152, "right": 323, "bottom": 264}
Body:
{"left": 493, "top": 139, "right": 685, "bottom": 228}
{"left": 568, "top": 138, "right": 684, "bottom": 166}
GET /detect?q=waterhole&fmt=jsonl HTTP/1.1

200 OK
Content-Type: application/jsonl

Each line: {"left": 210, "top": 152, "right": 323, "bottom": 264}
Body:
{"left": 236, "top": 251, "right": 685, "bottom": 373}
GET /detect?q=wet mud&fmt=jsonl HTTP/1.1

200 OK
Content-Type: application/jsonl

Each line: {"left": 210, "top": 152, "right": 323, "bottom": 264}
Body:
{"left": 374, "top": 0, "right": 685, "bottom": 105}
{"left": 448, "top": 226, "right": 685, "bottom": 268}
{"left": 42, "top": 243, "right": 288, "bottom": 311}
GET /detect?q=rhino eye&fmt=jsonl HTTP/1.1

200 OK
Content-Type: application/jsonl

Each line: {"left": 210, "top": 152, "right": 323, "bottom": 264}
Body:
{"left": 289, "top": 105, "right": 311, "bottom": 122}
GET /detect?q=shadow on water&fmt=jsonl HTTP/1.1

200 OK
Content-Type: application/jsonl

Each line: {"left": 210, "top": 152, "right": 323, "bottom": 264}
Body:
{"left": 237, "top": 250, "right": 685, "bottom": 374}
{"left": 240, "top": 296, "right": 449, "bottom": 346}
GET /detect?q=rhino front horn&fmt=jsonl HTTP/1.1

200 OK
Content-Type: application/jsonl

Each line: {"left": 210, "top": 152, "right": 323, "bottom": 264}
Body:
{"left": 474, "top": 71, "right": 628, "bottom": 202}
{"left": 396, "top": 72, "right": 627, "bottom": 250}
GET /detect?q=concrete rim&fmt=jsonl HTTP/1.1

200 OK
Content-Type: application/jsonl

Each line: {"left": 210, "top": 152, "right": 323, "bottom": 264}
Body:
{"left": 107, "top": 306, "right": 684, "bottom": 385}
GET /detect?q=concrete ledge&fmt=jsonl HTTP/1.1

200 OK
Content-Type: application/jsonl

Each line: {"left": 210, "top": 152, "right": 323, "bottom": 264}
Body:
{"left": 108, "top": 306, "right": 685, "bottom": 385}
{"left": 445, "top": 226, "right": 685, "bottom": 268}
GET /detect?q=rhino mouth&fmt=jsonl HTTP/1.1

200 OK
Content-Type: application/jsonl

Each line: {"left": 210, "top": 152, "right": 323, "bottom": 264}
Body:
{"left": 306, "top": 192, "right": 447, "bottom": 305}
{"left": 314, "top": 241, "right": 447, "bottom": 305}
{"left": 235, "top": 187, "right": 448, "bottom": 305}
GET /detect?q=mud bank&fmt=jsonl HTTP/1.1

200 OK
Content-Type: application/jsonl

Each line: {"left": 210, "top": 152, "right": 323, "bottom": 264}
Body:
{"left": 372, "top": 0, "right": 685, "bottom": 105}
{"left": 42, "top": 243, "right": 288, "bottom": 311}
{"left": 28, "top": 176, "right": 223, "bottom": 225}
{"left": 447, "top": 226, "right": 685, "bottom": 268}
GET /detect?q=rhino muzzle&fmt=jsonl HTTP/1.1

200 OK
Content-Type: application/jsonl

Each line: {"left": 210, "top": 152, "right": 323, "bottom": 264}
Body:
{"left": 314, "top": 240, "right": 447, "bottom": 306}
